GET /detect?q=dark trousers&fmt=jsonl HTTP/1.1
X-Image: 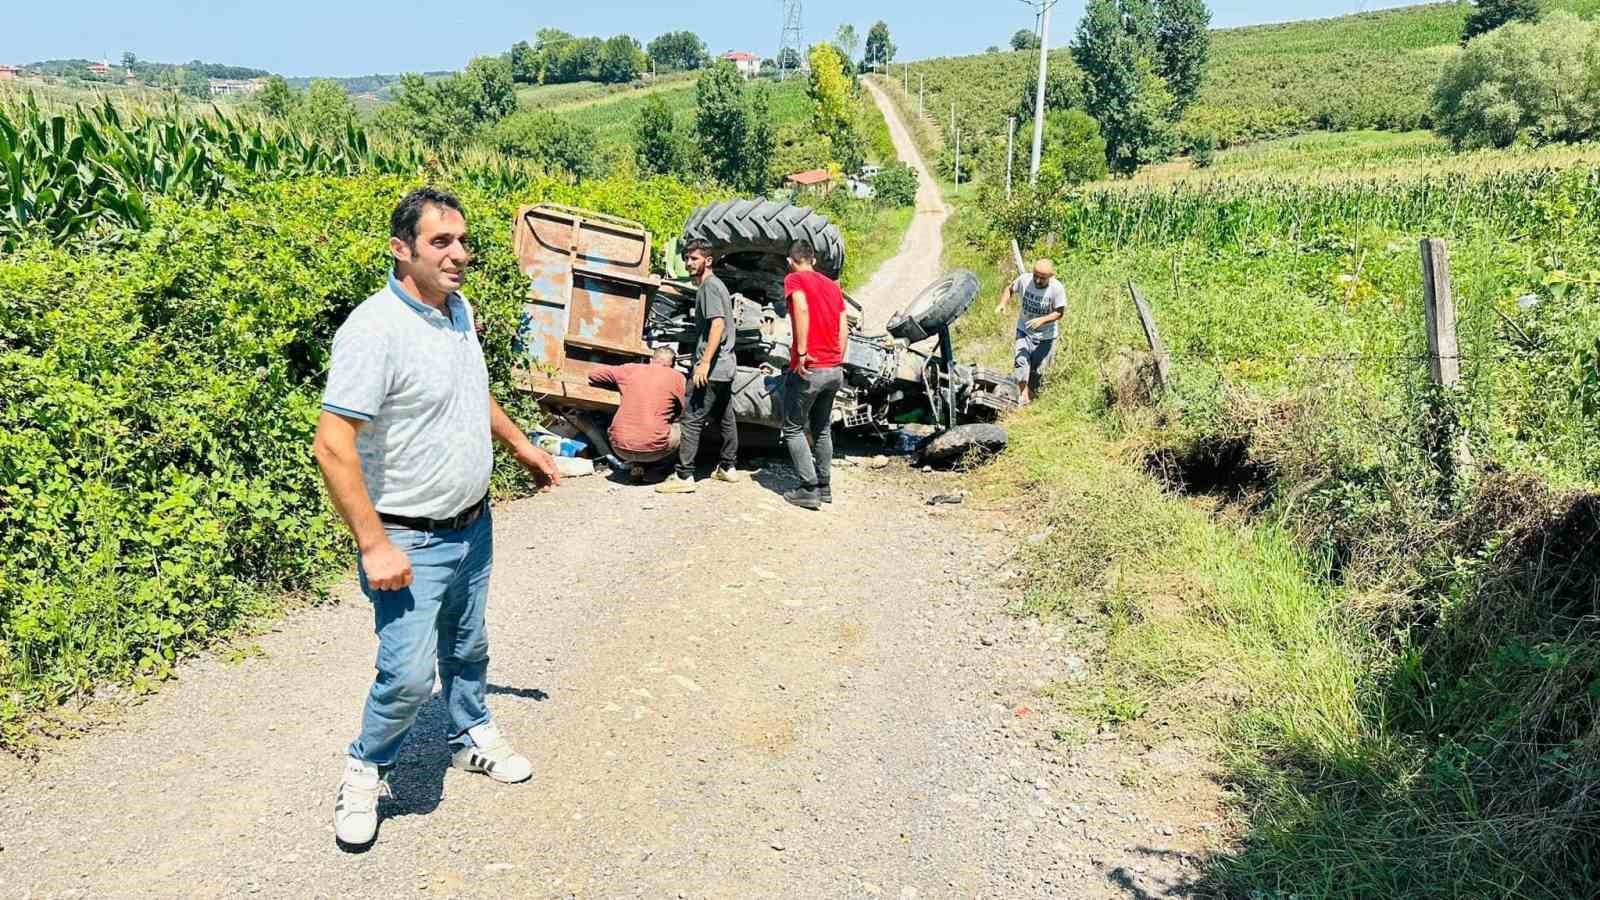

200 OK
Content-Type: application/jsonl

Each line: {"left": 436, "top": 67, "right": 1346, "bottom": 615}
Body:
{"left": 781, "top": 367, "right": 843, "bottom": 490}
{"left": 677, "top": 379, "right": 737, "bottom": 478}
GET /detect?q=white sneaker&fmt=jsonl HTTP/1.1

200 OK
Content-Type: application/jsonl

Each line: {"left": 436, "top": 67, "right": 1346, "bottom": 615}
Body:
{"left": 334, "top": 756, "right": 390, "bottom": 847}
{"left": 451, "top": 722, "right": 533, "bottom": 784}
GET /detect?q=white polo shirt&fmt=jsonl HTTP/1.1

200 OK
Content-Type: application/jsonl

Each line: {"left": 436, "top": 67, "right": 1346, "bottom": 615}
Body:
{"left": 321, "top": 274, "right": 493, "bottom": 520}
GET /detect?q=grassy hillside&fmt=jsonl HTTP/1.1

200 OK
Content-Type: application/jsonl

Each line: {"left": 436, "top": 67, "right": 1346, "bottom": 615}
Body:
{"left": 902, "top": 1, "right": 1600, "bottom": 161}
{"left": 514, "top": 72, "right": 697, "bottom": 112}
{"left": 941, "top": 101, "right": 1600, "bottom": 892}
{"left": 561, "top": 77, "right": 813, "bottom": 151}
{"left": 1127, "top": 128, "right": 1600, "bottom": 185}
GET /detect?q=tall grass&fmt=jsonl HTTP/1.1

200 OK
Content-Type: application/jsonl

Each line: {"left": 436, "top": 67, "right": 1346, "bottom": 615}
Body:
{"left": 953, "top": 140, "right": 1600, "bottom": 893}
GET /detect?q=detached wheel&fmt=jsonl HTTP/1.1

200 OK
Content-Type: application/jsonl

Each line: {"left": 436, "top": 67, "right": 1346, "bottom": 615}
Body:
{"left": 681, "top": 199, "right": 845, "bottom": 279}
{"left": 886, "top": 270, "right": 980, "bottom": 342}
{"left": 916, "top": 423, "right": 1009, "bottom": 468}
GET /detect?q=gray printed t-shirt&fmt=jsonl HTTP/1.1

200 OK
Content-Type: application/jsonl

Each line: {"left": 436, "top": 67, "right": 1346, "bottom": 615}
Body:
{"left": 1011, "top": 274, "right": 1068, "bottom": 341}
{"left": 320, "top": 274, "right": 493, "bottom": 520}
{"left": 695, "top": 273, "right": 738, "bottom": 382}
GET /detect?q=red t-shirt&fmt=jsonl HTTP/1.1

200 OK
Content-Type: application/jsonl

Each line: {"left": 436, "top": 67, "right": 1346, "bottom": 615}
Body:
{"left": 783, "top": 270, "right": 846, "bottom": 369}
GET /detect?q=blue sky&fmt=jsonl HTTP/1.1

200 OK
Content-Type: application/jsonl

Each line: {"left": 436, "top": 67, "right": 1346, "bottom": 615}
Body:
{"left": 6, "top": 0, "right": 1417, "bottom": 78}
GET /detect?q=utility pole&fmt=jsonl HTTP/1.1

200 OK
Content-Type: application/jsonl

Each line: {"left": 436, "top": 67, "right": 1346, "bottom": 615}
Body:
{"left": 955, "top": 127, "right": 961, "bottom": 195}
{"left": 1023, "top": 0, "right": 1055, "bottom": 185}
{"left": 1006, "top": 116, "right": 1016, "bottom": 200}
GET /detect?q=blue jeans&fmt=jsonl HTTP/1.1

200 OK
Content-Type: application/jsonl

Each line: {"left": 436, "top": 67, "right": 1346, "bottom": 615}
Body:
{"left": 347, "top": 509, "right": 494, "bottom": 767}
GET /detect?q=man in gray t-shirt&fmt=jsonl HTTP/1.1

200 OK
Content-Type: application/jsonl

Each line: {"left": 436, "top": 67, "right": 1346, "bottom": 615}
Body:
{"left": 658, "top": 238, "right": 743, "bottom": 492}
{"left": 996, "top": 258, "right": 1068, "bottom": 404}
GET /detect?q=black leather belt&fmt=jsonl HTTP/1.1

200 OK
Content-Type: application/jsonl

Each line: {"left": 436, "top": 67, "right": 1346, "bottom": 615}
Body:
{"left": 378, "top": 494, "right": 488, "bottom": 533}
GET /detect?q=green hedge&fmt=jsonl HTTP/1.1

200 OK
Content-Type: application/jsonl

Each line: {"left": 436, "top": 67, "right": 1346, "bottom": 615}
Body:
{"left": 0, "top": 172, "right": 717, "bottom": 745}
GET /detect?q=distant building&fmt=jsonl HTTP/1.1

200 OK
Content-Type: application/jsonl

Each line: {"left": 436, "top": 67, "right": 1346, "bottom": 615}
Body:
{"left": 0, "top": 65, "right": 17, "bottom": 82}
{"left": 722, "top": 51, "right": 760, "bottom": 79}
{"left": 786, "top": 169, "right": 835, "bottom": 196}
{"left": 208, "top": 77, "right": 266, "bottom": 97}
{"left": 87, "top": 62, "right": 112, "bottom": 76}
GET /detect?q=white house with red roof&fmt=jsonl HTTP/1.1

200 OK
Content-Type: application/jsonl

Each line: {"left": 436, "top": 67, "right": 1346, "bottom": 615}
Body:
{"left": 721, "top": 51, "right": 760, "bottom": 79}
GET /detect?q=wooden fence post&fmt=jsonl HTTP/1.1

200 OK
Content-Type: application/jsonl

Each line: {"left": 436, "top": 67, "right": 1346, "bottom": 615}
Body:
{"left": 1010, "top": 239, "right": 1026, "bottom": 278}
{"left": 1127, "top": 281, "right": 1172, "bottom": 391}
{"left": 1419, "top": 237, "right": 1475, "bottom": 476}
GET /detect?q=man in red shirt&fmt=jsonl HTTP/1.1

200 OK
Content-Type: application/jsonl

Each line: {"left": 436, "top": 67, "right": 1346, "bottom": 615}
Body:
{"left": 588, "top": 347, "right": 687, "bottom": 481}
{"left": 780, "top": 240, "right": 849, "bottom": 510}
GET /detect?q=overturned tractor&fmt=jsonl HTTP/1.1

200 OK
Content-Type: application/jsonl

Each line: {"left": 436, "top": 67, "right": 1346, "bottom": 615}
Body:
{"left": 511, "top": 198, "right": 1017, "bottom": 465}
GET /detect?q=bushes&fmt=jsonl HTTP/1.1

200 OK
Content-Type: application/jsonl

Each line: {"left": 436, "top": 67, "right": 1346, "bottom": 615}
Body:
{"left": 872, "top": 162, "right": 918, "bottom": 206}
{"left": 1432, "top": 12, "right": 1600, "bottom": 149}
{"left": 0, "top": 172, "right": 717, "bottom": 747}
{"left": 489, "top": 110, "right": 601, "bottom": 181}
{"left": 1015, "top": 109, "right": 1109, "bottom": 186}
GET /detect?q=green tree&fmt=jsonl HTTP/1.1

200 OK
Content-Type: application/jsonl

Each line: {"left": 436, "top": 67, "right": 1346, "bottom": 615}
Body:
{"left": 1015, "top": 67, "right": 1083, "bottom": 122}
{"left": 1463, "top": 0, "right": 1543, "bottom": 44}
{"left": 647, "top": 31, "right": 709, "bottom": 71}
{"left": 537, "top": 31, "right": 604, "bottom": 84}
{"left": 871, "top": 162, "right": 918, "bottom": 206}
{"left": 835, "top": 24, "right": 861, "bottom": 67}
{"left": 863, "top": 21, "right": 896, "bottom": 71}
{"left": 490, "top": 111, "right": 600, "bottom": 180}
{"left": 1433, "top": 11, "right": 1600, "bottom": 149}
{"left": 464, "top": 56, "right": 517, "bottom": 123}
{"left": 1155, "top": 0, "right": 1211, "bottom": 113}
{"left": 509, "top": 41, "right": 538, "bottom": 83}
{"left": 598, "top": 35, "right": 645, "bottom": 84}
{"left": 382, "top": 73, "right": 479, "bottom": 147}
{"left": 634, "top": 93, "right": 682, "bottom": 176}
{"left": 1016, "top": 109, "right": 1110, "bottom": 187}
{"left": 777, "top": 47, "right": 804, "bottom": 72}
{"left": 695, "top": 61, "right": 751, "bottom": 186}
{"left": 256, "top": 75, "right": 297, "bottom": 118}
{"left": 1073, "top": 0, "right": 1185, "bottom": 173}
{"left": 1011, "top": 29, "right": 1041, "bottom": 51}
{"left": 176, "top": 67, "right": 211, "bottom": 99}
{"left": 292, "top": 79, "right": 356, "bottom": 137}
{"left": 744, "top": 86, "right": 777, "bottom": 191}
{"left": 121, "top": 50, "right": 137, "bottom": 71}
{"left": 808, "top": 43, "right": 853, "bottom": 136}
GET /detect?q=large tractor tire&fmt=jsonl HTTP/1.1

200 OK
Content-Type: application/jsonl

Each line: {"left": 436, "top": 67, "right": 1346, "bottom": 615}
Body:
{"left": 681, "top": 199, "right": 846, "bottom": 281}
{"left": 886, "top": 270, "right": 981, "bottom": 343}
{"left": 915, "top": 423, "right": 1009, "bottom": 468}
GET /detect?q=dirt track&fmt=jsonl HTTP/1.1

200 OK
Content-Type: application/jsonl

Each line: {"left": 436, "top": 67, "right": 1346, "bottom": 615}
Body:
{"left": 0, "top": 81, "right": 1216, "bottom": 899}
{"left": 854, "top": 78, "right": 948, "bottom": 334}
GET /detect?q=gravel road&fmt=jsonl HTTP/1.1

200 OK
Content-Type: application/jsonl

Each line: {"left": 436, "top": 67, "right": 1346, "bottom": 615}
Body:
{"left": 0, "top": 83, "right": 1217, "bottom": 899}
{"left": 854, "top": 78, "right": 949, "bottom": 334}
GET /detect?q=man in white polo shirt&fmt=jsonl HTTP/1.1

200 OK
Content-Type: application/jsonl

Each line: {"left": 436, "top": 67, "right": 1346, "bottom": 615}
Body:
{"left": 313, "top": 187, "right": 561, "bottom": 850}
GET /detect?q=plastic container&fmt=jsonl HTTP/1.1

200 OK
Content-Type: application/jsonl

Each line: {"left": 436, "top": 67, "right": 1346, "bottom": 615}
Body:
{"left": 532, "top": 429, "right": 587, "bottom": 458}
{"left": 554, "top": 457, "right": 595, "bottom": 478}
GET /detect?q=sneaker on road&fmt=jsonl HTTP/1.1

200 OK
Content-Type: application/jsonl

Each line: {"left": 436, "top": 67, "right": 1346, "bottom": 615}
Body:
{"left": 819, "top": 485, "right": 833, "bottom": 504}
{"left": 452, "top": 722, "right": 533, "bottom": 784}
{"left": 655, "top": 474, "right": 697, "bottom": 494}
{"left": 712, "top": 466, "right": 746, "bottom": 483}
{"left": 784, "top": 487, "right": 822, "bottom": 510}
{"left": 334, "top": 756, "right": 390, "bottom": 848}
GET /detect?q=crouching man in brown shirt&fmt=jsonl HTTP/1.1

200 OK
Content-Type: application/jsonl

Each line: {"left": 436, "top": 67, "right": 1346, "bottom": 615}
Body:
{"left": 588, "top": 347, "right": 688, "bottom": 481}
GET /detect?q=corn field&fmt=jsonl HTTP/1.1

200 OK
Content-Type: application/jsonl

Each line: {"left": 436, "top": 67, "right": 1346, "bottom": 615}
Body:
{"left": 0, "top": 94, "right": 435, "bottom": 251}
{"left": 999, "top": 167, "right": 1600, "bottom": 251}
